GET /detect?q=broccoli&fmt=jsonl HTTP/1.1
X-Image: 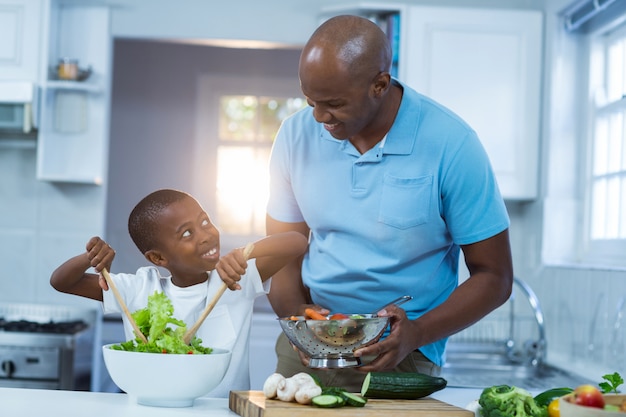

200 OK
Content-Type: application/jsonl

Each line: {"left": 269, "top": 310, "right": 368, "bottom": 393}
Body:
{"left": 478, "top": 385, "right": 548, "bottom": 417}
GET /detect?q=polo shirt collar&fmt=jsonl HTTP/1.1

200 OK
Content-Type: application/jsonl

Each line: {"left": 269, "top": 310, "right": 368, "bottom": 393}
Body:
{"left": 382, "top": 79, "right": 420, "bottom": 156}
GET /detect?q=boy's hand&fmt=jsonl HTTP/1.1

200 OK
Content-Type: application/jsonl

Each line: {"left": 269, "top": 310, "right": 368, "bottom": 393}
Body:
{"left": 215, "top": 247, "right": 250, "bottom": 291}
{"left": 85, "top": 236, "right": 115, "bottom": 290}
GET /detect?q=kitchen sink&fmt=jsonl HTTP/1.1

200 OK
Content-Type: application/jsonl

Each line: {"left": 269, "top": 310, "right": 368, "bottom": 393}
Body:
{"left": 441, "top": 277, "right": 595, "bottom": 391}
{"left": 442, "top": 351, "right": 595, "bottom": 391}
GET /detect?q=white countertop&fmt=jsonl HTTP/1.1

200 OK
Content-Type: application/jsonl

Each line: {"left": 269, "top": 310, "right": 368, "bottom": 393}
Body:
{"left": 1, "top": 386, "right": 484, "bottom": 416}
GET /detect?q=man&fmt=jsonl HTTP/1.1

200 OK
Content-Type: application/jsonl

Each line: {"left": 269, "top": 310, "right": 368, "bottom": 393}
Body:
{"left": 266, "top": 14, "right": 513, "bottom": 391}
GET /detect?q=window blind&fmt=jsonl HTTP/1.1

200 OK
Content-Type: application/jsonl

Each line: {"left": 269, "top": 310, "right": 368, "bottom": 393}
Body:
{"left": 563, "top": 0, "right": 626, "bottom": 33}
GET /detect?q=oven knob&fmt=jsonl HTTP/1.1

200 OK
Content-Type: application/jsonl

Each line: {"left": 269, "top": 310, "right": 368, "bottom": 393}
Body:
{"left": 1, "top": 360, "right": 15, "bottom": 377}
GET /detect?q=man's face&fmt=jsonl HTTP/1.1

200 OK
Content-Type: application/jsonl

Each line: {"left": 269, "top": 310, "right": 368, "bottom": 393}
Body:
{"left": 299, "top": 56, "right": 380, "bottom": 140}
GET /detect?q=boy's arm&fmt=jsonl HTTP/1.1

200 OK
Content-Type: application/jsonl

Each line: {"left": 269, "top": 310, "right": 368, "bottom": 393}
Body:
{"left": 215, "top": 231, "right": 308, "bottom": 290}
{"left": 50, "top": 236, "right": 115, "bottom": 301}
{"left": 249, "top": 231, "right": 308, "bottom": 281}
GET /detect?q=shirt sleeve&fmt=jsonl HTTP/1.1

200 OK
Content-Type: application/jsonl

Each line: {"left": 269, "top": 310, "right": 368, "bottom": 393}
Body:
{"left": 266, "top": 115, "right": 305, "bottom": 223}
{"left": 441, "top": 130, "right": 510, "bottom": 245}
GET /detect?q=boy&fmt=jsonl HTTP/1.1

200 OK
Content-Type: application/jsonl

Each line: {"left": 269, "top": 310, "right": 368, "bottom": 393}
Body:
{"left": 50, "top": 188, "right": 308, "bottom": 397}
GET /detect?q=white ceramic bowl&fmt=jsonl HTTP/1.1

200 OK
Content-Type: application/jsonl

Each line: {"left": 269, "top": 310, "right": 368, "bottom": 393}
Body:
{"left": 560, "top": 393, "right": 626, "bottom": 416}
{"left": 102, "top": 343, "right": 231, "bottom": 407}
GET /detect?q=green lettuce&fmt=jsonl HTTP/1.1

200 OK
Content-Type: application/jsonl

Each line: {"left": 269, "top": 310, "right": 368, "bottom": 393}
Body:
{"left": 110, "top": 291, "right": 213, "bottom": 354}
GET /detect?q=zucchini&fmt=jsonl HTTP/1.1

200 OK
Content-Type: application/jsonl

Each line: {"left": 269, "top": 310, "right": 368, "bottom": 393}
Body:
{"left": 312, "top": 394, "right": 345, "bottom": 408}
{"left": 360, "top": 372, "right": 447, "bottom": 399}
{"left": 533, "top": 387, "right": 574, "bottom": 407}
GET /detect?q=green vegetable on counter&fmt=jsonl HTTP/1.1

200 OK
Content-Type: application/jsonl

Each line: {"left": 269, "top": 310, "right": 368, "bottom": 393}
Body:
{"left": 599, "top": 372, "right": 624, "bottom": 394}
{"left": 533, "top": 387, "right": 574, "bottom": 407}
{"left": 110, "top": 291, "right": 213, "bottom": 354}
{"left": 310, "top": 379, "right": 368, "bottom": 408}
{"left": 360, "top": 372, "right": 447, "bottom": 399}
{"left": 479, "top": 385, "right": 547, "bottom": 417}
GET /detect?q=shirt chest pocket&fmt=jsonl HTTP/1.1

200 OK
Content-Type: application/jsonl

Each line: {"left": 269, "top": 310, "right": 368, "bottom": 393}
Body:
{"left": 378, "top": 174, "right": 433, "bottom": 229}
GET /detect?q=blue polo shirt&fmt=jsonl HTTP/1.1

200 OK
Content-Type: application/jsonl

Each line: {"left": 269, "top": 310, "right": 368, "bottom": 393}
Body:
{"left": 267, "top": 80, "right": 509, "bottom": 366}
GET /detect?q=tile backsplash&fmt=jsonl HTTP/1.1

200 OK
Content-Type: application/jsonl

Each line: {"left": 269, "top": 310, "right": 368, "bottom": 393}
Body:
{"left": 534, "top": 266, "right": 626, "bottom": 380}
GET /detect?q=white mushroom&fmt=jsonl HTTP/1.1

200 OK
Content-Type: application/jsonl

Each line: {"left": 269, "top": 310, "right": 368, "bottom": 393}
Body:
{"left": 265, "top": 372, "right": 323, "bottom": 404}
{"left": 262, "top": 373, "right": 286, "bottom": 399}
{"left": 294, "top": 382, "right": 322, "bottom": 404}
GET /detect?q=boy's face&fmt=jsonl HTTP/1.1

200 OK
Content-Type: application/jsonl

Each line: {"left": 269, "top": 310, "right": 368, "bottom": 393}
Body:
{"left": 150, "top": 195, "right": 220, "bottom": 285}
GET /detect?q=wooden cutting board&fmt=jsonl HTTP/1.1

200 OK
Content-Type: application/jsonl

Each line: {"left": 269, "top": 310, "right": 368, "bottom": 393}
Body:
{"left": 229, "top": 391, "right": 473, "bottom": 417}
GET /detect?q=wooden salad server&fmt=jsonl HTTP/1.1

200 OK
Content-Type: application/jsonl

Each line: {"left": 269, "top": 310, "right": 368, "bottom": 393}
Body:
{"left": 183, "top": 242, "right": 255, "bottom": 344}
{"left": 101, "top": 268, "right": 149, "bottom": 344}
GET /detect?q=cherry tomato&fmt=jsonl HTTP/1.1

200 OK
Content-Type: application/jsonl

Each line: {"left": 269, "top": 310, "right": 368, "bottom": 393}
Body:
{"left": 548, "top": 398, "right": 560, "bottom": 417}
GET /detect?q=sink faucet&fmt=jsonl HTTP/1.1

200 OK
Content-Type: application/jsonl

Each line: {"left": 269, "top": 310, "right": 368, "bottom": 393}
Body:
{"left": 506, "top": 277, "right": 547, "bottom": 367}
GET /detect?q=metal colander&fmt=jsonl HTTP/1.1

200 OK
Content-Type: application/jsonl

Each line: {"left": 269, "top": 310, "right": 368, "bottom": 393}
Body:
{"left": 278, "top": 314, "right": 389, "bottom": 368}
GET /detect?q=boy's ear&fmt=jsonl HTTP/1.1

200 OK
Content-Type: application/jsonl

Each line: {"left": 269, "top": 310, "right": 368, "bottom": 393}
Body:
{"left": 145, "top": 249, "right": 167, "bottom": 266}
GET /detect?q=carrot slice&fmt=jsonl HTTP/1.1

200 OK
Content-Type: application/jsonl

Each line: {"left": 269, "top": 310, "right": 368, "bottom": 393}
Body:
{"left": 304, "top": 308, "right": 328, "bottom": 320}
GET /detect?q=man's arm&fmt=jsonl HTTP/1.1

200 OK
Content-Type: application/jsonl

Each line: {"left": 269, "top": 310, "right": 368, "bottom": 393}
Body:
{"left": 356, "top": 229, "right": 513, "bottom": 371}
{"left": 415, "top": 228, "right": 514, "bottom": 343}
{"left": 265, "top": 214, "right": 311, "bottom": 317}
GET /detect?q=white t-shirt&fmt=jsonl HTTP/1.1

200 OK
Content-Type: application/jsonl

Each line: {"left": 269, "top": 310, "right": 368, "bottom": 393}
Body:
{"left": 101, "top": 260, "right": 269, "bottom": 398}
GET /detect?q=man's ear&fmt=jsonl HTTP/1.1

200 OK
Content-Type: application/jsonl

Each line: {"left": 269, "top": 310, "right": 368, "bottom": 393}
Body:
{"left": 372, "top": 71, "right": 391, "bottom": 98}
{"left": 145, "top": 249, "right": 167, "bottom": 267}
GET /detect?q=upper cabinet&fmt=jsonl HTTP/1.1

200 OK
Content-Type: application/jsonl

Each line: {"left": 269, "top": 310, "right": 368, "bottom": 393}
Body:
{"left": 404, "top": 7, "right": 543, "bottom": 201}
{"left": 0, "top": 0, "right": 43, "bottom": 82}
{"left": 36, "top": 2, "right": 112, "bottom": 184}
{"left": 321, "top": 4, "right": 544, "bottom": 200}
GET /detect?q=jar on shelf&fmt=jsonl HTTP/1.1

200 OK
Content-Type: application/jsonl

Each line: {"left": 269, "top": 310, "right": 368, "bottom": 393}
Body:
{"left": 57, "top": 58, "right": 79, "bottom": 80}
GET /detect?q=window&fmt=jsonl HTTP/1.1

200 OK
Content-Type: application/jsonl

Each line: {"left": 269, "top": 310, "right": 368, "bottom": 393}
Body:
{"left": 584, "top": 23, "right": 626, "bottom": 263}
{"left": 215, "top": 95, "right": 306, "bottom": 235}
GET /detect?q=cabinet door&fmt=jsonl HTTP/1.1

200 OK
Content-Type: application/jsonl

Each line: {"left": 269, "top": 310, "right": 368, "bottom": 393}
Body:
{"left": 0, "top": 0, "right": 42, "bottom": 82}
{"left": 403, "top": 7, "right": 543, "bottom": 200}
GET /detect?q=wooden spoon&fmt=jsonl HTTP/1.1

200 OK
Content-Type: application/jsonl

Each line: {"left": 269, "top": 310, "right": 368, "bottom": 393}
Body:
{"left": 101, "top": 268, "right": 148, "bottom": 344}
{"left": 182, "top": 242, "right": 255, "bottom": 344}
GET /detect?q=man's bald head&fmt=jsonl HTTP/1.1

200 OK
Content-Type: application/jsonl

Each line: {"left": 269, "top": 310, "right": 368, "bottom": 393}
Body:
{"left": 300, "top": 15, "right": 392, "bottom": 85}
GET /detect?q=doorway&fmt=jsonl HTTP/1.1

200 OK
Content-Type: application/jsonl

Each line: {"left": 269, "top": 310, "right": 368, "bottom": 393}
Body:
{"left": 106, "top": 39, "right": 303, "bottom": 274}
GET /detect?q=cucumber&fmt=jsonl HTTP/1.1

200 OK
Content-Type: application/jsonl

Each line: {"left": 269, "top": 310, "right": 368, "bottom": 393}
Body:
{"left": 340, "top": 391, "right": 367, "bottom": 407}
{"left": 321, "top": 386, "right": 347, "bottom": 396}
{"left": 533, "top": 387, "right": 574, "bottom": 407}
{"left": 360, "top": 372, "right": 448, "bottom": 399}
{"left": 312, "top": 394, "right": 345, "bottom": 408}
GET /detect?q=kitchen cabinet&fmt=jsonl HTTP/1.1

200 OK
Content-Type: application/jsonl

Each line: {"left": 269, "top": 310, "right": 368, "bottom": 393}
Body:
{"left": 0, "top": 0, "right": 43, "bottom": 83}
{"left": 321, "top": 4, "right": 543, "bottom": 200}
{"left": 36, "top": 2, "right": 112, "bottom": 184}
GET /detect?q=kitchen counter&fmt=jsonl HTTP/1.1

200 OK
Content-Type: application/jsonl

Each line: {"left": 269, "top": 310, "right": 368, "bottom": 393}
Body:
{"left": 1, "top": 386, "right": 484, "bottom": 416}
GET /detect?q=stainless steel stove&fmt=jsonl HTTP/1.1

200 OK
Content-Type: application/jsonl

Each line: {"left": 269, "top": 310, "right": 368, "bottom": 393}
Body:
{"left": 0, "top": 303, "right": 97, "bottom": 390}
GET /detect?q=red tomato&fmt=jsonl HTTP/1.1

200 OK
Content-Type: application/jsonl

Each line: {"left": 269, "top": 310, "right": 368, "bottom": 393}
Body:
{"left": 329, "top": 313, "right": 349, "bottom": 320}
{"left": 573, "top": 385, "right": 605, "bottom": 409}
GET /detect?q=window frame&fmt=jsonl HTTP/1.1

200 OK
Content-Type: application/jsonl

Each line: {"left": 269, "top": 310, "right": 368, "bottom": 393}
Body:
{"left": 580, "top": 22, "right": 626, "bottom": 267}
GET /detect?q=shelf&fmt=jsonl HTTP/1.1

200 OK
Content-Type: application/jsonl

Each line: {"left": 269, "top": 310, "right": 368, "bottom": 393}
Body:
{"left": 0, "top": 137, "right": 37, "bottom": 149}
{"left": 36, "top": 173, "right": 103, "bottom": 185}
{"left": 45, "top": 79, "right": 103, "bottom": 94}
{"left": 36, "top": 4, "right": 111, "bottom": 183}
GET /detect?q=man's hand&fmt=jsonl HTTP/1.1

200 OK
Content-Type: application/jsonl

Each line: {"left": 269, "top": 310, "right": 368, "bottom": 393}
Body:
{"left": 353, "top": 305, "right": 419, "bottom": 372}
